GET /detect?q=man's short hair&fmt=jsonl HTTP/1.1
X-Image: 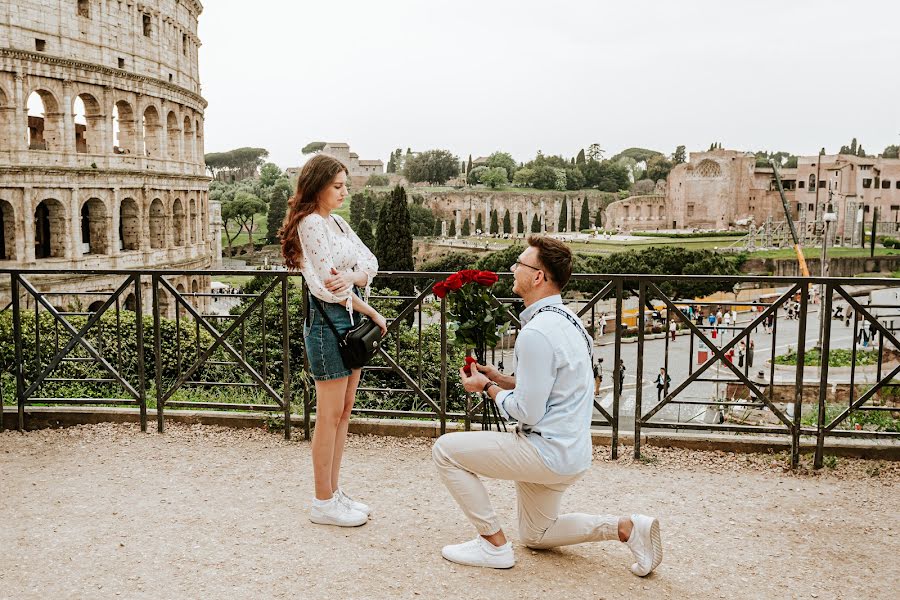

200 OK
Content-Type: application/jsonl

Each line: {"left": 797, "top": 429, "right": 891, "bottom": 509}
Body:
{"left": 527, "top": 235, "right": 573, "bottom": 290}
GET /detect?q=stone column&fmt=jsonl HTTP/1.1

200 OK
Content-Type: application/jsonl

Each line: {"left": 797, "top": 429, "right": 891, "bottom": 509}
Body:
{"left": 22, "top": 187, "right": 35, "bottom": 263}
{"left": 68, "top": 187, "right": 80, "bottom": 260}
{"left": 61, "top": 81, "right": 75, "bottom": 159}
{"left": 12, "top": 74, "right": 26, "bottom": 153}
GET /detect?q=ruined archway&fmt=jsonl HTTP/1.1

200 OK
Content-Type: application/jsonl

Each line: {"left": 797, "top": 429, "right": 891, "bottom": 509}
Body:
{"left": 119, "top": 197, "right": 140, "bottom": 251}
{"left": 183, "top": 115, "right": 194, "bottom": 162}
{"left": 0, "top": 199, "right": 15, "bottom": 260}
{"left": 189, "top": 198, "right": 198, "bottom": 244}
{"left": 34, "top": 198, "right": 66, "bottom": 259}
{"left": 81, "top": 197, "right": 109, "bottom": 254}
{"left": 27, "top": 90, "right": 62, "bottom": 151}
{"left": 172, "top": 198, "right": 186, "bottom": 246}
{"left": 166, "top": 110, "right": 179, "bottom": 160}
{"left": 113, "top": 100, "right": 135, "bottom": 154}
{"left": 73, "top": 93, "right": 102, "bottom": 154}
{"left": 149, "top": 198, "right": 165, "bottom": 249}
{"left": 142, "top": 105, "right": 161, "bottom": 157}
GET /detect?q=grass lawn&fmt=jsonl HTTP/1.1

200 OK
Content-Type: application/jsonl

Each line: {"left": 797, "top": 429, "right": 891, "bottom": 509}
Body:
{"left": 434, "top": 235, "right": 745, "bottom": 255}
{"left": 749, "top": 247, "right": 900, "bottom": 260}
{"left": 223, "top": 215, "right": 268, "bottom": 248}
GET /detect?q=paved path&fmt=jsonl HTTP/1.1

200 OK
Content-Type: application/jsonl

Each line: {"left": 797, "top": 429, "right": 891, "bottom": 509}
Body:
{"left": 1, "top": 423, "right": 898, "bottom": 599}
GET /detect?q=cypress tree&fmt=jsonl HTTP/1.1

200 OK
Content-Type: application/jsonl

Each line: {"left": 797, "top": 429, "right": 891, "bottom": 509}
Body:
{"left": 461, "top": 219, "right": 470, "bottom": 236}
{"left": 579, "top": 198, "right": 590, "bottom": 230}
{"left": 357, "top": 219, "right": 375, "bottom": 250}
{"left": 531, "top": 214, "right": 541, "bottom": 233}
{"left": 558, "top": 199, "right": 567, "bottom": 232}
{"left": 571, "top": 200, "right": 577, "bottom": 231}
{"left": 364, "top": 193, "right": 380, "bottom": 222}
{"left": 449, "top": 220, "right": 456, "bottom": 237}
{"left": 576, "top": 149, "right": 585, "bottom": 165}
{"left": 349, "top": 192, "right": 366, "bottom": 228}
{"left": 503, "top": 209, "right": 512, "bottom": 234}
{"left": 490, "top": 209, "right": 499, "bottom": 234}
{"left": 517, "top": 213, "right": 525, "bottom": 235}
{"left": 374, "top": 186, "right": 414, "bottom": 295}
{"left": 476, "top": 213, "right": 483, "bottom": 233}
{"left": 595, "top": 208, "right": 604, "bottom": 228}
{"left": 467, "top": 154, "right": 473, "bottom": 174}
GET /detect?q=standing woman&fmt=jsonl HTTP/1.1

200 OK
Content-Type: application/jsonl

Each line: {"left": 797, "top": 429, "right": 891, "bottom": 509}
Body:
{"left": 279, "top": 154, "right": 387, "bottom": 527}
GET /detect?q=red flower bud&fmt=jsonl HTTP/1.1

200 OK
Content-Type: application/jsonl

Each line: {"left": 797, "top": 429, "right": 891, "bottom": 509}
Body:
{"left": 433, "top": 281, "right": 449, "bottom": 298}
{"left": 458, "top": 269, "right": 478, "bottom": 284}
{"left": 445, "top": 273, "right": 464, "bottom": 291}
{"left": 474, "top": 271, "right": 499, "bottom": 286}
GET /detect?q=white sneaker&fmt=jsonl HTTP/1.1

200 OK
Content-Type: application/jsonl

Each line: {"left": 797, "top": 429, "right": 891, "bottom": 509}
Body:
{"left": 625, "top": 514, "right": 663, "bottom": 576}
{"left": 441, "top": 537, "right": 515, "bottom": 569}
{"left": 336, "top": 488, "right": 371, "bottom": 516}
{"left": 309, "top": 497, "right": 368, "bottom": 527}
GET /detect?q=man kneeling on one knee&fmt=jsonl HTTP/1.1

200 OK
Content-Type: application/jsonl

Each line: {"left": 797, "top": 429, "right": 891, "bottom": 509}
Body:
{"left": 432, "top": 235, "right": 663, "bottom": 574}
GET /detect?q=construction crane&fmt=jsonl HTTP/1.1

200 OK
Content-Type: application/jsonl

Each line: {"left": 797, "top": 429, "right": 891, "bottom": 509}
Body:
{"left": 770, "top": 160, "right": 811, "bottom": 277}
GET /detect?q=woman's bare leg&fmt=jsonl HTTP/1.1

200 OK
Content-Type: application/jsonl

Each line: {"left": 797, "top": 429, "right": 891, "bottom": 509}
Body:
{"left": 331, "top": 368, "right": 362, "bottom": 493}
{"left": 311, "top": 376, "right": 350, "bottom": 500}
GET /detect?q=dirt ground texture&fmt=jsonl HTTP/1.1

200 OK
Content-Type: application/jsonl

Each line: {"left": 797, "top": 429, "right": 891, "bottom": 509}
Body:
{"left": 1, "top": 423, "right": 898, "bottom": 600}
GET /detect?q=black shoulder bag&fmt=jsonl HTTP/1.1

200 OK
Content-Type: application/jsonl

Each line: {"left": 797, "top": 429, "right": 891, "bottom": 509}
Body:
{"left": 308, "top": 294, "right": 382, "bottom": 370}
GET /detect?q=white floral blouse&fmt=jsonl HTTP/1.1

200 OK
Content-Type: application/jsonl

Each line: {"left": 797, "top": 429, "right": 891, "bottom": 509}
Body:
{"left": 298, "top": 213, "right": 378, "bottom": 323}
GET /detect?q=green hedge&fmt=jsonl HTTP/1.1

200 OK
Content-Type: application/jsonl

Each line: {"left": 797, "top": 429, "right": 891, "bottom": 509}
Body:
{"left": 631, "top": 231, "right": 748, "bottom": 239}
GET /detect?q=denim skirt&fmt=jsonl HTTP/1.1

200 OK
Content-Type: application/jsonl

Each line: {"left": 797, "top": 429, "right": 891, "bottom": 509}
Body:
{"left": 304, "top": 297, "right": 360, "bottom": 381}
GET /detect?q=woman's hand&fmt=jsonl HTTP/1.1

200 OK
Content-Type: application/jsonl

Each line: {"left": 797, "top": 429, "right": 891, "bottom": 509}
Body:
{"left": 371, "top": 311, "right": 388, "bottom": 336}
{"left": 324, "top": 268, "right": 353, "bottom": 294}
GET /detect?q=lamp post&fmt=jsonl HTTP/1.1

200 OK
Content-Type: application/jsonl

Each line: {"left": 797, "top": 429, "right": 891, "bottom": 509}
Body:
{"left": 818, "top": 210, "right": 838, "bottom": 350}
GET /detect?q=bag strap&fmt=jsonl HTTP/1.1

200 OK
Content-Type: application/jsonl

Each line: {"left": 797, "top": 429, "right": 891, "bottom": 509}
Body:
{"left": 535, "top": 305, "right": 593, "bottom": 358}
{"left": 308, "top": 291, "right": 345, "bottom": 346}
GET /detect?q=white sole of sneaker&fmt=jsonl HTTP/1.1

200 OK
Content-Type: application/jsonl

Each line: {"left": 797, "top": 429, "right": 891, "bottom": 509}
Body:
{"left": 440, "top": 551, "right": 515, "bottom": 569}
{"left": 646, "top": 517, "right": 663, "bottom": 574}
{"left": 308, "top": 513, "right": 368, "bottom": 527}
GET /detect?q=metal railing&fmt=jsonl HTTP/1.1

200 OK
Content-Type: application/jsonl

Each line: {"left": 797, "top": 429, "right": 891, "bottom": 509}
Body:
{"left": 1, "top": 269, "right": 898, "bottom": 469}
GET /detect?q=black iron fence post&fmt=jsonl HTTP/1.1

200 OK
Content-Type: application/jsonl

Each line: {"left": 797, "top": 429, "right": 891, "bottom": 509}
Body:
{"left": 11, "top": 274, "right": 24, "bottom": 431}
{"left": 612, "top": 278, "right": 623, "bottom": 460}
{"left": 134, "top": 274, "right": 148, "bottom": 433}
{"left": 151, "top": 274, "right": 165, "bottom": 433}
{"left": 791, "top": 285, "right": 809, "bottom": 468}
{"left": 281, "top": 274, "right": 292, "bottom": 441}
{"left": 440, "top": 296, "right": 447, "bottom": 436}
{"left": 814, "top": 283, "right": 834, "bottom": 469}
{"left": 634, "top": 281, "right": 646, "bottom": 459}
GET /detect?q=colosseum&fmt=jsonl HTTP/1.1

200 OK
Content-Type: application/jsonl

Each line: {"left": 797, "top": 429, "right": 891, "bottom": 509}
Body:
{"left": 0, "top": 0, "right": 219, "bottom": 316}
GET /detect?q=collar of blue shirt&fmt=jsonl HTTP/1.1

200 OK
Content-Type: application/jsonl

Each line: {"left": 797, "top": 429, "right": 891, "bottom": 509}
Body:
{"left": 520, "top": 294, "right": 564, "bottom": 326}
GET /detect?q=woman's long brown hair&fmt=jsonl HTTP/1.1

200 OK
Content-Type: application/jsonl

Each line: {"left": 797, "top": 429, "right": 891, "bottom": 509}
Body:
{"left": 279, "top": 154, "right": 349, "bottom": 270}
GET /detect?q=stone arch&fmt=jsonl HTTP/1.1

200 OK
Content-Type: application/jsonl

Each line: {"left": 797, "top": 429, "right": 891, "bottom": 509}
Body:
{"left": 73, "top": 93, "right": 102, "bottom": 154}
{"left": 157, "top": 288, "right": 170, "bottom": 318}
{"left": 80, "top": 197, "right": 109, "bottom": 254}
{"left": 0, "top": 199, "right": 15, "bottom": 260}
{"left": 149, "top": 198, "right": 165, "bottom": 249}
{"left": 182, "top": 115, "right": 194, "bottom": 162}
{"left": 172, "top": 198, "right": 186, "bottom": 246}
{"left": 166, "top": 110, "right": 179, "bottom": 160}
{"left": 142, "top": 104, "right": 161, "bottom": 157}
{"left": 0, "top": 86, "right": 10, "bottom": 152}
{"left": 195, "top": 118, "right": 203, "bottom": 156}
{"left": 113, "top": 100, "right": 136, "bottom": 154}
{"left": 696, "top": 159, "right": 721, "bottom": 178}
{"left": 123, "top": 293, "right": 136, "bottom": 312}
{"left": 119, "top": 197, "right": 140, "bottom": 251}
{"left": 191, "top": 279, "right": 199, "bottom": 294}
{"left": 34, "top": 198, "right": 66, "bottom": 259}
{"left": 88, "top": 300, "right": 104, "bottom": 313}
{"left": 189, "top": 198, "right": 197, "bottom": 244}
{"left": 27, "top": 89, "right": 62, "bottom": 151}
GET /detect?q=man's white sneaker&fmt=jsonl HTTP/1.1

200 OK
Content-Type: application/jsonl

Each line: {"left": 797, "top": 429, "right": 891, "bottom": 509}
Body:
{"left": 336, "top": 488, "right": 371, "bottom": 516}
{"left": 625, "top": 514, "right": 663, "bottom": 576}
{"left": 441, "top": 537, "right": 515, "bottom": 569}
{"left": 309, "top": 497, "right": 368, "bottom": 527}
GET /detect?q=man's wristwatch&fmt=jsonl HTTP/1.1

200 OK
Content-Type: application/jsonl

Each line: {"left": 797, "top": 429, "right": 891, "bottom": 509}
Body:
{"left": 482, "top": 381, "right": 500, "bottom": 396}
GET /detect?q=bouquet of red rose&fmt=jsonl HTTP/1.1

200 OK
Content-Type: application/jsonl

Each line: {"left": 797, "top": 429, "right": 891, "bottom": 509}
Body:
{"left": 433, "top": 269, "right": 511, "bottom": 431}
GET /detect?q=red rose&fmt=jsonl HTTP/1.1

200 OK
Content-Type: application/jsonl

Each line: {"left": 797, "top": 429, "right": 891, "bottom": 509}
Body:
{"left": 473, "top": 271, "right": 499, "bottom": 286}
{"left": 458, "top": 269, "right": 478, "bottom": 284}
{"left": 445, "top": 273, "right": 464, "bottom": 291}
{"left": 463, "top": 356, "right": 477, "bottom": 376}
{"left": 433, "top": 281, "right": 449, "bottom": 298}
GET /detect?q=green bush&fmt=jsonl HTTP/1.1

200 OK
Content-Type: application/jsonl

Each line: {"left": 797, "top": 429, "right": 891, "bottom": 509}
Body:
{"left": 773, "top": 348, "right": 879, "bottom": 367}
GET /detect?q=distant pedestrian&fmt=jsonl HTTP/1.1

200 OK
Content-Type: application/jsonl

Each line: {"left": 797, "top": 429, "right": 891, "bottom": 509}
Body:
{"left": 723, "top": 311, "right": 731, "bottom": 327}
{"left": 599, "top": 313, "right": 607, "bottom": 338}
{"left": 593, "top": 360, "right": 603, "bottom": 396}
{"left": 669, "top": 320, "right": 677, "bottom": 341}
{"left": 748, "top": 339, "right": 755, "bottom": 367}
{"left": 708, "top": 312, "right": 716, "bottom": 327}
{"left": 654, "top": 368, "right": 671, "bottom": 402}
{"left": 618, "top": 359, "right": 626, "bottom": 392}
{"left": 716, "top": 309, "right": 723, "bottom": 325}
{"left": 731, "top": 309, "right": 737, "bottom": 325}
{"left": 738, "top": 340, "right": 746, "bottom": 368}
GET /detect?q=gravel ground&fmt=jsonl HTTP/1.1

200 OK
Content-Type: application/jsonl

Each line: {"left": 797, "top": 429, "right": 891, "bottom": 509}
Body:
{"left": 1, "top": 423, "right": 898, "bottom": 600}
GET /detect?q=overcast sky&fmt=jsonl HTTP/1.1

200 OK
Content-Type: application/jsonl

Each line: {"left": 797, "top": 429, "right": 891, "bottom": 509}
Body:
{"left": 198, "top": 0, "right": 900, "bottom": 170}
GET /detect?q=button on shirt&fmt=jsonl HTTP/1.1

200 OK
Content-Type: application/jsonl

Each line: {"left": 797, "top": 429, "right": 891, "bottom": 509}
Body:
{"left": 494, "top": 295, "right": 594, "bottom": 475}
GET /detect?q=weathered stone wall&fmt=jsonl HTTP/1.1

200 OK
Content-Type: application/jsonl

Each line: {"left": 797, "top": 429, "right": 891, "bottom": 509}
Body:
{"left": 421, "top": 190, "right": 611, "bottom": 236}
{"left": 741, "top": 255, "right": 900, "bottom": 277}
{"left": 0, "top": 0, "right": 214, "bottom": 314}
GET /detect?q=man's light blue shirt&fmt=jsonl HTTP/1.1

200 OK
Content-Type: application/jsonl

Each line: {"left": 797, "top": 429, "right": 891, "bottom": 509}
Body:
{"left": 494, "top": 294, "right": 594, "bottom": 475}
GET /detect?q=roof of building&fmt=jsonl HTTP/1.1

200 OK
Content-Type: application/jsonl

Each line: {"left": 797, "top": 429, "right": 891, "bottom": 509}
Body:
{"left": 324, "top": 142, "right": 350, "bottom": 148}
{"left": 349, "top": 152, "right": 359, "bottom": 158}
{"left": 473, "top": 156, "right": 491, "bottom": 164}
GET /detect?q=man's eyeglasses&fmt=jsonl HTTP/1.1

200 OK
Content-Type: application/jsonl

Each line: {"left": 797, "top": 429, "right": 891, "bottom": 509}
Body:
{"left": 510, "top": 260, "right": 543, "bottom": 274}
